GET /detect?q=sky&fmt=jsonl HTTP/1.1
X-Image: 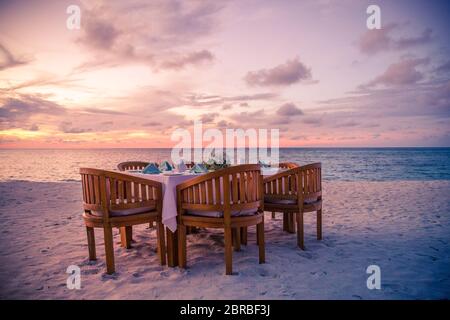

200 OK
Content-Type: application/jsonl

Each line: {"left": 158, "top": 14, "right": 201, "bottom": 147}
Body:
{"left": 0, "top": 0, "right": 449, "bottom": 148}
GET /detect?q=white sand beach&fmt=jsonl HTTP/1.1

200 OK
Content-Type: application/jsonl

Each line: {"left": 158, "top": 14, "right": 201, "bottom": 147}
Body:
{"left": 0, "top": 180, "right": 449, "bottom": 300}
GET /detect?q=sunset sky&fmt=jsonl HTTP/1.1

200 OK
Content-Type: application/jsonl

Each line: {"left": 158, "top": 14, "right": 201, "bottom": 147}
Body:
{"left": 0, "top": 0, "right": 449, "bottom": 148}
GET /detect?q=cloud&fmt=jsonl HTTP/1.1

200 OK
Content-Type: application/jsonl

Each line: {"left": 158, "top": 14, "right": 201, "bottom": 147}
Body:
{"left": 5, "top": 75, "right": 84, "bottom": 91}
{"left": 0, "top": 94, "right": 66, "bottom": 128}
{"left": 302, "top": 116, "right": 323, "bottom": 126}
{"left": 160, "top": 50, "right": 214, "bottom": 70}
{"left": 358, "top": 23, "right": 433, "bottom": 55}
{"left": 0, "top": 42, "right": 29, "bottom": 71}
{"left": 395, "top": 28, "right": 433, "bottom": 49}
{"left": 334, "top": 120, "right": 360, "bottom": 128}
{"left": 269, "top": 117, "right": 291, "bottom": 125}
{"left": 363, "top": 57, "right": 429, "bottom": 87}
{"left": 75, "top": 0, "right": 225, "bottom": 71}
{"left": 81, "top": 107, "right": 128, "bottom": 115}
{"left": 229, "top": 109, "right": 266, "bottom": 125}
{"left": 225, "top": 93, "right": 278, "bottom": 102}
{"left": 276, "top": 103, "right": 303, "bottom": 116}
{"left": 358, "top": 24, "right": 396, "bottom": 55}
{"left": 435, "top": 60, "right": 450, "bottom": 74}
{"left": 319, "top": 79, "right": 450, "bottom": 124}
{"left": 185, "top": 92, "right": 278, "bottom": 108}
{"left": 78, "top": 17, "right": 120, "bottom": 50}
{"left": 59, "top": 121, "right": 92, "bottom": 134}
{"left": 244, "top": 58, "right": 312, "bottom": 87}
{"left": 142, "top": 121, "right": 160, "bottom": 127}
{"left": 217, "top": 120, "right": 232, "bottom": 128}
{"left": 200, "top": 113, "right": 218, "bottom": 123}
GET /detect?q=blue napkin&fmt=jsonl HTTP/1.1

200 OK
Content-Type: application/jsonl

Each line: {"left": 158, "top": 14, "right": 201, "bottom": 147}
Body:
{"left": 159, "top": 160, "right": 173, "bottom": 171}
{"left": 142, "top": 163, "right": 161, "bottom": 174}
{"left": 190, "top": 163, "right": 208, "bottom": 173}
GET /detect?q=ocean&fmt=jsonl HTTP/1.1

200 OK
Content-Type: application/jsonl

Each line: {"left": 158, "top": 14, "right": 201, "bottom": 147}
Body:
{"left": 0, "top": 148, "right": 449, "bottom": 182}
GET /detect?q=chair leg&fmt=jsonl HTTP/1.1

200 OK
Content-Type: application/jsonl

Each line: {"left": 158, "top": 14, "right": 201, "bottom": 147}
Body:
{"left": 256, "top": 224, "right": 261, "bottom": 245}
{"left": 178, "top": 224, "right": 187, "bottom": 268}
{"left": 232, "top": 228, "right": 241, "bottom": 251}
{"left": 166, "top": 227, "right": 178, "bottom": 267}
{"left": 257, "top": 220, "right": 265, "bottom": 264}
{"left": 283, "top": 212, "right": 288, "bottom": 232}
{"left": 224, "top": 227, "right": 233, "bottom": 275}
{"left": 287, "top": 213, "right": 296, "bottom": 233}
{"left": 86, "top": 226, "right": 96, "bottom": 260}
{"left": 103, "top": 226, "right": 115, "bottom": 274}
{"left": 271, "top": 211, "right": 275, "bottom": 219}
{"left": 156, "top": 221, "right": 167, "bottom": 265}
{"left": 186, "top": 226, "right": 193, "bottom": 235}
{"left": 120, "top": 226, "right": 132, "bottom": 249}
{"left": 317, "top": 209, "right": 323, "bottom": 240}
{"left": 296, "top": 211, "right": 305, "bottom": 250}
{"left": 240, "top": 227, "right": 248, "bottom": 245}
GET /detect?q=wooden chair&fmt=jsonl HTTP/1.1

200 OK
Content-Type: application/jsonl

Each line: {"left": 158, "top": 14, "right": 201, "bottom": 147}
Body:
{"left": 263, "top": 163, "right": 322, "bottom": 249}
{"left": 117, "top": 161, "right": 150, "bottom": 171}
{"left": 80, "top": 168, "right": 166, "bottom": 274}
{"left": 176, "top": 164, "right": 265, "bottom": 275}
{"left": 271, "top": 162, "right": 299, "bottom": 220}
{"left": 279, "top": 162, "right": 299, "bottom": 169}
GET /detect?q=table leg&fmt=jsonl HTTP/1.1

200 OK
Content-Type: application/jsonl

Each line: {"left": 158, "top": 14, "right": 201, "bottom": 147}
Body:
{"left": 287, "top": 213, "right": 296, "bottom": 233}
{"left": 166, "top": 227, "right": 179, "bottom": 267}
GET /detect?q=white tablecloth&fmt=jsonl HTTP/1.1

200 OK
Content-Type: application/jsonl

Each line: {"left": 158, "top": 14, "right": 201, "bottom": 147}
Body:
{"left": 130, "top": 172, "right": 200, "bottom": 232}
{"left": 130, "top": 168, "right": 283, "bottom": 232}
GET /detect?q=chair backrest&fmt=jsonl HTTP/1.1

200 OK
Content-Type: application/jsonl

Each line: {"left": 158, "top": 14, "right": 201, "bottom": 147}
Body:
{"left": 279, "top": 162, "right": 299, "bottom": 169}
{"left": 263, "top": 163, "right": 321, "bottom": 203}
{"left": 117, "top": 161, "right": 150, "bottom": 171}
{"left": 176, "top": 164, "right": 263, "bottom": 222}
{"left": 80, "top": 168, "right": 162, "bottom": 219}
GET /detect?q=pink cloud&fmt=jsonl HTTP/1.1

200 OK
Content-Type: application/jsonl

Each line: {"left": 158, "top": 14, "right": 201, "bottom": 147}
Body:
{"left": 365, "top": 57, "right": 429, "bottom": 87}
{"left": 159, "top": 50, "right": 214, "bottom": 70}
{"left": 244, "top": 58, "right": 312, "bottom": 87}
{"left": 358, "top": 23, "right": 433, "bottom": 55}
{"left": 276, "top": 103, "right": 303, "bottom": 116}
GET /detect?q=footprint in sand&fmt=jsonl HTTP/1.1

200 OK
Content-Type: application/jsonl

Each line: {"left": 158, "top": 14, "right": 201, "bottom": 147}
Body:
{"left": 297, "top": 251, "right": 313, "bottom": 259}
{"left": 160, "top": 270, "right": 170, "bottom": 277}
{"left": 101, "top": 273, "right": 119, "bottom": 280}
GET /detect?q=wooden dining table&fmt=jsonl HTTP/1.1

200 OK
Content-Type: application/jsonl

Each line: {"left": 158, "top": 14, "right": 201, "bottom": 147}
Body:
{"left": 128, "top": 167, "right": 282, "bottom": 266}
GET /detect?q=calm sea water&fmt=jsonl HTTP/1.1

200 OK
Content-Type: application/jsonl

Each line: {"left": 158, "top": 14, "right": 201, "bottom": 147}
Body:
{"left": 0, "top": 148, "right": 449, "bottom": 182}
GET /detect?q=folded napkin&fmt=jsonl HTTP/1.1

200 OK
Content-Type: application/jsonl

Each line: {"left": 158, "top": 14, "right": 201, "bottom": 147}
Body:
{"left": 159, "top": 160, "right": 173, "bottom": 171}
{"left": 142, "top": 163, "right": 161, "bottom": 174}
{"left": 190, "top": 163, "right": 208, "bottom": 173}
{"left": 258, "top": 160, "right": 271, "bottom": 168}
{"left": 177, "top": 160, "right": 187, "bottom": 172}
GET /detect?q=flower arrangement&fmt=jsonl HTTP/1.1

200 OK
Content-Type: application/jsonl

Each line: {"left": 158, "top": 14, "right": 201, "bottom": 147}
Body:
{"left": 204, "top": 150, "right": 230, "bottom": 171}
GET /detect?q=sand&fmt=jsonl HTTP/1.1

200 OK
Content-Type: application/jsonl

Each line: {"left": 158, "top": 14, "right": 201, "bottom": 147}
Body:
{"left": 0, "top": 180, "right": 449, "bottom": 300}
